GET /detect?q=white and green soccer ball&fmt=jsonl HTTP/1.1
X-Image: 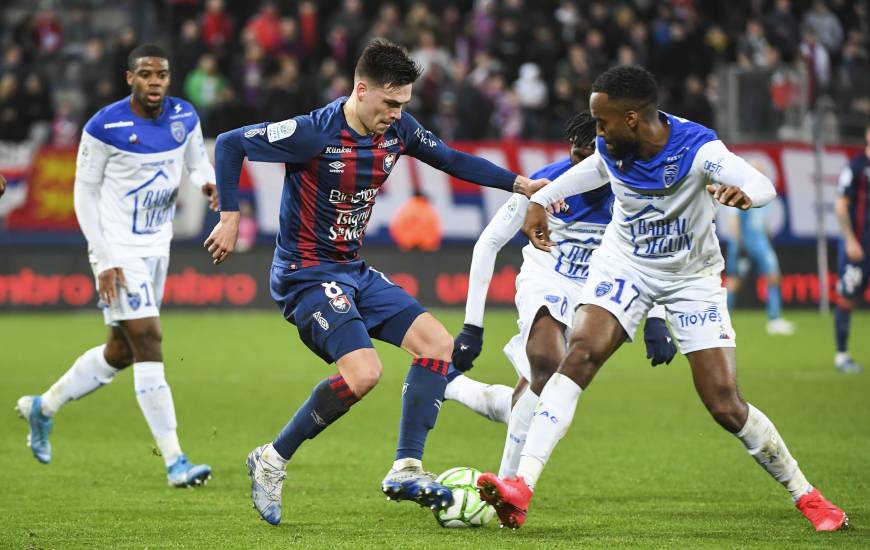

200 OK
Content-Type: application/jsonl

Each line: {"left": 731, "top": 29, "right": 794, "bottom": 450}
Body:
{"left": 432, "top": 467, "right": 496, "bottom": 528}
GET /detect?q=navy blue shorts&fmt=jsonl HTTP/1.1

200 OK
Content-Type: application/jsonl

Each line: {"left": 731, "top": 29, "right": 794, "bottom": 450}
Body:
{"left": 270, "top": 260, "right": 425, "bottom": 364}
{"left": 837, "top": 240, "right": 870, "bottom": 301}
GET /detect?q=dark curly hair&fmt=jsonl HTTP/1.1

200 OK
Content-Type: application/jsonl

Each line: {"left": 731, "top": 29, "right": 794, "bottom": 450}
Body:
{"left": 591, "top": 65, "right": 657, "bottom": 107}
{"left": 355, "top": 38, "right": 423, "bottom": 88}
{"left": 563, "top": 111, "right": 597, "bottom": 147}
{"left": 127, "top": 43, "right": 169, "bottom": 71}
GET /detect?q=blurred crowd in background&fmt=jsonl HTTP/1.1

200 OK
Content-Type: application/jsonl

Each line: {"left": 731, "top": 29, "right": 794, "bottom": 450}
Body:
{"left": 0, "top": 0, "right": 868, "bottom": 147}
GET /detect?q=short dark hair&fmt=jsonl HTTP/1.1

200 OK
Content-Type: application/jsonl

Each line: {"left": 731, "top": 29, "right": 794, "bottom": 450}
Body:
{"left": 564, "top": 111, "right": 597, "bottom": 147}
{"left": 591, "top": 65, "right": 657, "bottom": 107}
{"left": 127, "top": 43, "right": 169, "bottom": 71}
{"left": 355, "top": 38, "right": 422, "bottom": 88}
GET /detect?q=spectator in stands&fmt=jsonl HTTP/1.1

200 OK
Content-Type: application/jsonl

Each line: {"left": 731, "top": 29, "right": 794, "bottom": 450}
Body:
{"left": 184, "top": 53, "right": 226, "bottom": 128}
{"left": 201, "top": 0, "right": 234, "bottom": 52}
{"left": 802, "top": 0, "right": 844, "bottom": 56}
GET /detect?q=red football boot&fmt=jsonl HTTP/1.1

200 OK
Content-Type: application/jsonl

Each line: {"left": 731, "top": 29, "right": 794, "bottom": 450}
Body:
{"left": 477, "top": 473, "right": 533, "bottom": 529}
{"left": 796, "top": 488, "right": 848, "bottom": 532}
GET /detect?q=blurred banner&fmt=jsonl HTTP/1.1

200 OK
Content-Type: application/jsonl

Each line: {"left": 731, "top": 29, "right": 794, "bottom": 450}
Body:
{"left": 1, "top": 245, "right": 866, "bottom": 312}
{"left": 0, "top": 140, "right": 862, "bottom": 244}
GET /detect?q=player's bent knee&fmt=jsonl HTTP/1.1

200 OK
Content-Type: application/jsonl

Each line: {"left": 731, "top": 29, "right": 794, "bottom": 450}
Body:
{"left": 104, "top": 340, "right": 133, "bottom": 369}
{"left": 707, "top": 398, "right": 748, "bottom": 432}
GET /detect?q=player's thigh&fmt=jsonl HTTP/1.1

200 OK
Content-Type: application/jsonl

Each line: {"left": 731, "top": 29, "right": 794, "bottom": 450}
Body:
{"left": 400, "top": 312, "right": 453, "bottom": 361}
{"left": 118, "top": 316, "right": 163, "bottom": 362}
{"left": 505, "top": 265, "right": 580, "bottom": 380}
{"left": 560, "top": 304, "right": 627, "bottom": 388}
{"left": 104, "top": 325, "right": 134, "bottom": 369}
{"left": 662, "top": 276, "right": 736, "bottom": 355}
{"left": 355, "top": 266, "right": 436, "bottom": 355}
{"left": 92, "top": 257, "right": 162, "bottom": 326}
{"left": 286, "top": 281, "right": 375, "bottom": 365}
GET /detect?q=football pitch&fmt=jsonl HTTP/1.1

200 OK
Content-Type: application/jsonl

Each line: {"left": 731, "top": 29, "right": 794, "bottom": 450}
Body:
{"left": 1, "top": 310, "right": 868, "bottom": 549}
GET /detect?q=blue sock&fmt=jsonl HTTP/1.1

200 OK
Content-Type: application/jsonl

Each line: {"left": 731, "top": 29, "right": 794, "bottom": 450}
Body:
{"left": 834, "top": 306, "right": 851, "bottom": 353}
{"left": 395, "top": 358, "right": 449, "bottom": 461}
{"left": 767, "top": 284, "right": 782, "bottom": 320}
{"left": 272, "top": 375, "right": 358, "bottom": 460}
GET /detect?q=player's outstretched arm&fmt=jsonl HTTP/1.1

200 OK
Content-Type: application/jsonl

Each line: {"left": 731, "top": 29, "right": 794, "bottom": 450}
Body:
{"left": 454, "top": 194, "right": 529, "bottom": 371}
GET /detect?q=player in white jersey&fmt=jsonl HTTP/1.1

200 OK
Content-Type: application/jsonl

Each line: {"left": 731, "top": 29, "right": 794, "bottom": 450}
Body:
{"left": 15, "top": 44, "right": 216, "bottom": 488}
{"left": 446, "top": 113, "right": 676, "bottom": 479}
{"left": 477, "top": 66, "right": 848, "bottom": 532}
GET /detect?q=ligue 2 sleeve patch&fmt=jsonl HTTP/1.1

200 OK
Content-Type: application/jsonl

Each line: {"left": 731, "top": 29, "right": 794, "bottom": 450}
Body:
{"left": 267, "top": 119, "right": 298, "bottom": 143}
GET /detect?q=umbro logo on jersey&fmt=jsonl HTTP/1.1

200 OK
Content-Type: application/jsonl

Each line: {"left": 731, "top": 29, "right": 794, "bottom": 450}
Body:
{"left": 104, "top": 120, "right": 134, "bottom": 129}
{"left": 328, "top": 160, "right": 345, "bottom": 173}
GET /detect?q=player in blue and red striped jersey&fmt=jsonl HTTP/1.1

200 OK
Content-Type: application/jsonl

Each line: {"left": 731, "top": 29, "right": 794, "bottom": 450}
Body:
{"left": 204, "top": 39, "right": 548, "bottom": 526}
{"left": 833, "top": 124, "right": 870, "bottom": 374}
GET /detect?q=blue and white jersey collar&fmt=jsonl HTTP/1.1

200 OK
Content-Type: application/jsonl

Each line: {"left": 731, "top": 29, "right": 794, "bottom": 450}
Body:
{"left": 596, "top": 112, "right": 717, "bottom": 192}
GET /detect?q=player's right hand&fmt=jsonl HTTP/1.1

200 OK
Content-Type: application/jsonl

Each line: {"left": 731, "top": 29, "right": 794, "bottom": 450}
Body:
{"left": 706, "top": 184, "right": 752, "bottom": 210}
{"left": 452, "top": 324, "right": 484, "bottom": 372}
{"left": 0, "top": 173, "right": 6, "bottom": 198}
{"left": 98, "top": 267, "right": 126, "bottom": 306}
{"left": 522, "top": 202, "right": 554, "bottom": 252}
{"left": 846, "top": 237, "right": 865, "bottom": 262}
{"left": 204, "top": 211, "right": 240, "bottom": 265}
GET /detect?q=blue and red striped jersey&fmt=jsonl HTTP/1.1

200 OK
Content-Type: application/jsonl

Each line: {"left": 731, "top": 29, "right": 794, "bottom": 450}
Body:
{"left": 217, "top": 97, "right": 517, "bottom": 267}
{"left": 838, "top": 152, "right": 870, "bottom": 245}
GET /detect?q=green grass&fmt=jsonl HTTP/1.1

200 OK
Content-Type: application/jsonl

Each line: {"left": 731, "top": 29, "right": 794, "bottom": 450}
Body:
{"left": 1, "top": 310, "right": 868, "bottom": 549}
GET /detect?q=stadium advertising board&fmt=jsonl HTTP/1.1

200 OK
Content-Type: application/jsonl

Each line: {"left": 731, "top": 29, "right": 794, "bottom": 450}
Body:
{"left": 0, "top": 245, "right": 865, "bottom": 311}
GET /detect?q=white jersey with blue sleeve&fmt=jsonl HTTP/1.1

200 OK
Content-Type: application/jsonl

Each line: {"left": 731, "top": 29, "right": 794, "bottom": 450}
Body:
{"left": 74, "top": 96, "right": 214, "bottom": 273}
{"left": 531, "top": 113, "right": 776, "bottom": 278}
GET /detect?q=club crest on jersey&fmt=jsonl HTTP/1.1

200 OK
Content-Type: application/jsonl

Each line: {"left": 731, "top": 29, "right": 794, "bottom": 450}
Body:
{"left": 383, "top": 153, "right": 396, "bottom": 174}
{"left": 595, "top": 281, "right": 613, "bottom": 297}
{"left": 171, "top": 121, "right": 186, "bottom": 143}
{"left": 330, "top": 295, "right": 351, "bottom": 314}
{"left": 127, "top": 292, "right": 141, "bottom": 311}
{"left": 663, "top": 164, "right": 680, "bottom": 187}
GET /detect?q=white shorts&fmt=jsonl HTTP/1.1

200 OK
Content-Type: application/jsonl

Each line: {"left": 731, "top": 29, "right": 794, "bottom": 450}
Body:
{"left": 580, "top": 252, "right": 736, "bottom": 354}
{"left": 502, "top": 257, "right": 585, "bottom": 381}
{"left": 91, "top": 256, "right": 168, "bottom": 326}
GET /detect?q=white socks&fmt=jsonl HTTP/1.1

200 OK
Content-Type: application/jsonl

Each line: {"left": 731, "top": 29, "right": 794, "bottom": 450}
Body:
{"left": 517, "top": 373, "right": 582, "bottom": 490}
{"left": 735, "top": 403, "right": 811, "bottom": 501}
{"left": 498, "top": 387, "right": 538, "bottom": 478}
{"left": 134, "top": 362, "right": 182, "bottom": 467}
{"left": 444, "top": 375, "right": 513, "bottom": 424}
{"left": 41, "top": 345, "right": 120, "bottom": 416}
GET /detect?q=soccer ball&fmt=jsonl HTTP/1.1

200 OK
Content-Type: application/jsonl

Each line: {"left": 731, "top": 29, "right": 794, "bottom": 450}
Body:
{"left": 432, "top": 467, "right": 496, "bottom": 528}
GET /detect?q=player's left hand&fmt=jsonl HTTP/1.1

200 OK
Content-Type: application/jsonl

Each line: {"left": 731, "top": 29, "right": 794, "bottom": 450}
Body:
{"left": 0, "top": 173, "right": 6, "bottom": 198}
{"left": 202, "top": 183, "right": 219, "bottom": 212}
{"left": 707, "top": 184, "right": 752, "bottom": 210}
{"left": 643, "top": 317, "right": 677, "bottom": 367}
{"left": 522, "top": 202, "right": 555, "bottom": 252}
{"left": 513, "top": 176, "right": 550, "bottom": 198}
